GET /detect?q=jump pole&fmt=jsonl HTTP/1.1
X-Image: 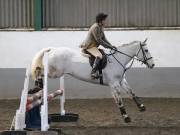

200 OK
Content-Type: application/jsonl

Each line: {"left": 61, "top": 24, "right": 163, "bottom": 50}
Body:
{"left": 15, "top": 65, "right": 30, "bottom": 130}
{"left": 60, "top": 76, "right": 65, "bottom": 116}
{"left": 41, "top": 52, "right": 49, "bottom": 131}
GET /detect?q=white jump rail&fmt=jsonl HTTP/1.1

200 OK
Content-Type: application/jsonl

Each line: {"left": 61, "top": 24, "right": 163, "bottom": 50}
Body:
{"left": 15, "top": 65, "right": 30, "bottom": 130}
{"left": 60, "top": 76, "right": 65, "bottom": 116}
{"left": 41, "top": 52, "right": 49, "bottom": 131}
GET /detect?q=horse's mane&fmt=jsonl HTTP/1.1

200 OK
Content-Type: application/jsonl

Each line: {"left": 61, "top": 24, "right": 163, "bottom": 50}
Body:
{"left": 120, "top": 41, "right": 140, "bottom": 47}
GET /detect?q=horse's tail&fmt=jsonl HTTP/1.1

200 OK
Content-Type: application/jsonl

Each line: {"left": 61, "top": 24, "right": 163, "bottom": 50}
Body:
{"left": 31, "top": 47, "right": 52, "bottom": 80}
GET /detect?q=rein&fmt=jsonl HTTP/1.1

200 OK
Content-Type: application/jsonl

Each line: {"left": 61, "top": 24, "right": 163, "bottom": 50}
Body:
{"left": 106, "top": 43, "right": 153, "bottom": 83}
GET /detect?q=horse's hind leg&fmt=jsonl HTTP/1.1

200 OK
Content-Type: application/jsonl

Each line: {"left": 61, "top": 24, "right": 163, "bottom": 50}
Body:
{"left": 121, "top": 78, "right": 146, "bottom": 112}
{"left": 110, "top": 82, "right": 131, "bottom": 123}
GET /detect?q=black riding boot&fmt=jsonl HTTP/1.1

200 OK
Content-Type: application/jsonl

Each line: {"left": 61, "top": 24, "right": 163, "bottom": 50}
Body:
{"left": 91, "top": 57, "right": 101, "bottom": 79}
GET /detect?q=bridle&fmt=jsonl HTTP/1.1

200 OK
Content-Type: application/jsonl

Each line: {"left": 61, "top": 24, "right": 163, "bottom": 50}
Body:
{"left": 107, "top": 42, "right": 153, "bottom": 83}
{"left": 137, "top": 43, "right": 153, "bottom": 67}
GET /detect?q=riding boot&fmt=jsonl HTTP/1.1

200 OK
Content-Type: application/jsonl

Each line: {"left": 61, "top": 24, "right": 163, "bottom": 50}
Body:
{"left": 91, "top": 57, "right": 101, "bottom": 79}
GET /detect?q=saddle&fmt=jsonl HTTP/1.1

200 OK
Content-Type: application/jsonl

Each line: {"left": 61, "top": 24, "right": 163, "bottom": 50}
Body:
{"left": 82, "top": 49, "right": 107, "bottom": 84}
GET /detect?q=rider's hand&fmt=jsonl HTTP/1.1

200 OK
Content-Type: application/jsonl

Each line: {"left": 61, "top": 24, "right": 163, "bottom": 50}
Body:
{"left": 112, "top": 46, "right": 117, "bottom": 51}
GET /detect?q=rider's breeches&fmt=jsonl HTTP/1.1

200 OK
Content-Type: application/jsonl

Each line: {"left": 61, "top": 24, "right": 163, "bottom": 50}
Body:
{"left": 86, "top": 47, "right": 103, "bottom": 59}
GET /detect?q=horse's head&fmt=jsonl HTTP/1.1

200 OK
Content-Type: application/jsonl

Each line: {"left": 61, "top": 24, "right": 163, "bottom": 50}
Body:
{"left": 136, "top": 39, "right": 155, "bottom": 69}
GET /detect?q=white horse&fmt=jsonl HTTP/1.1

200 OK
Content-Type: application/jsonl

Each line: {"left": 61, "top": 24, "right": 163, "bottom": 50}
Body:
{"left": 31, "top": 40, "right": 155, "bottom": 123}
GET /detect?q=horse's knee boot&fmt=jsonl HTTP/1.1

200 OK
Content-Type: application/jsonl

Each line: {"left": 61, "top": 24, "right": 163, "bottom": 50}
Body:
{"left": 133, "top": 96, "right": 146, "bottom": 112}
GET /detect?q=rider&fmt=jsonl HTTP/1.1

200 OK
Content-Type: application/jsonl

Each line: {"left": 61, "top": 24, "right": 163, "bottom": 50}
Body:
{"left": 80, "top": 13, "right": 117, "bottom": 78}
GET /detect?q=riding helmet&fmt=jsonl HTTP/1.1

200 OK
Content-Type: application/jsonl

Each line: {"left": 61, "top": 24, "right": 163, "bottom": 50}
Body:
{"left": 96, "top": 13, "right": 108, "bottom": 23}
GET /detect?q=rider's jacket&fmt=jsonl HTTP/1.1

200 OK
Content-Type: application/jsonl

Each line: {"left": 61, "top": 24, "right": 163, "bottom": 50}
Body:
{"left": 80, "top": 23, "right": 113, "bottom": 49}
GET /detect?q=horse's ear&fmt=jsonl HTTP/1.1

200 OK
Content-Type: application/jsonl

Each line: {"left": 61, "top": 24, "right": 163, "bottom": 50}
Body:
{"left": 143, "top": 38, "right": 148, "bottom": 43}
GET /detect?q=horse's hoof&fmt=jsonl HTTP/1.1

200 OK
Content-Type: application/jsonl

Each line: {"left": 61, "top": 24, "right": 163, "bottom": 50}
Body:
{"left": 123, "top": 114, "right": 131, "bottom": 123}
{"left": 139, "top": 104, "right": 146, "bottom": 112}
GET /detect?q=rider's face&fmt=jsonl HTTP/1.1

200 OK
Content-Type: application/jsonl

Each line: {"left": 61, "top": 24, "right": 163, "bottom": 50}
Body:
{"left": 101, "top": 19, "right": 107, "bottom": 27}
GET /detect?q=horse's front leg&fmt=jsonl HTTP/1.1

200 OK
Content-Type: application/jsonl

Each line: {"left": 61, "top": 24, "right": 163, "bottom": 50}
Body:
{"left": 121, "top": 78, "right": 146, "bottom": 112}
{"left": 110, "top": 81, "right": 131, "bottom": 123}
